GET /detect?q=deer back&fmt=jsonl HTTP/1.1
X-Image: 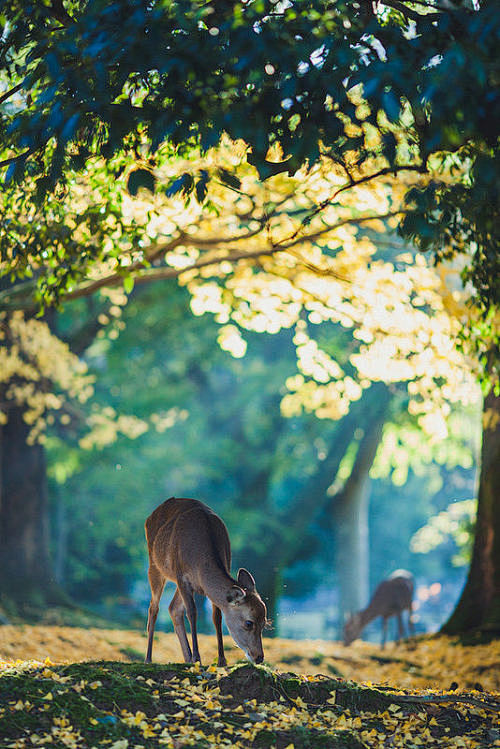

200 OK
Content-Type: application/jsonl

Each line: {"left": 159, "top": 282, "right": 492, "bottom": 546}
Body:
{"left": 368, "top": 570, "right": 414, "bottom": 618}
{"left": 145, "top": 497, "right": 231, "bottom": 588}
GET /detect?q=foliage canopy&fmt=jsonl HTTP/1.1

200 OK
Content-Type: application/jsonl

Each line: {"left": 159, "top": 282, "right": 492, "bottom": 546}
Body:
{"left": 0, "top": 0, "right": 498, "bottom": 312}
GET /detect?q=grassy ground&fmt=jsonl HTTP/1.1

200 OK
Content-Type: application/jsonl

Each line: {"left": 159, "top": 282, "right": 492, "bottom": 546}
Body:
{"left": 0, "top": 626, "right": 499, "bottom": 748}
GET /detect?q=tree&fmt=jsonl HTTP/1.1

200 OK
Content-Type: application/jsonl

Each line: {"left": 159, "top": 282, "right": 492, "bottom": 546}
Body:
{"left": 442, "top": 390, "right": 500, "bottom": 635}
{"left": 49, "top": 283, "right": 476, "bottom": 633}
{"left": 0, "top": 293, "right": 150, "bottom": 614}
{"left": 0, "top": 311, "right": 93, "bottom": 611}
{"left": 0, "top": 1, "right": 498, "bottom": 309}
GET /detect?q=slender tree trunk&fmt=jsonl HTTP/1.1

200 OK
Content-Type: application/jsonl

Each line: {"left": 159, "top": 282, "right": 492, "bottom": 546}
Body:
{"left": 331, "top": 384, "right": 390, "bottom": 630}
{"left": 442, "top": 389, "right": 500, "bottom": 636}
{"left": 239, "top": 389, "right": 388, "bottom": 633}
{"left": 335, "top": 480, "right": 370, "bottom": 621}
{"left": 0, "top": 405, "right": 57, "bottom": 610}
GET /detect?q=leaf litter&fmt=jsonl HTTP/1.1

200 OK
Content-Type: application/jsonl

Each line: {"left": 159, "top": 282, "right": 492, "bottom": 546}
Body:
{"left": 0, "top": 627, "right": 498, "bottom": 748}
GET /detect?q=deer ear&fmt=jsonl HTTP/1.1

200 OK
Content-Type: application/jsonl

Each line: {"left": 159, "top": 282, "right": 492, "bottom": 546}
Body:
{"left": 227, "top": 585, "right": 246, "bottom": 604}
{"left": 237, "top": 568, "right": 256, "bottom": 592}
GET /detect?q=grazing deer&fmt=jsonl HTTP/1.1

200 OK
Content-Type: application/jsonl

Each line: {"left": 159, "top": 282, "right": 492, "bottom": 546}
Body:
{"left": 145, "top": 497, "right": 267, "bottom": 666}
{"left": 343, "top": 569, "right": 415, "bottom": 649}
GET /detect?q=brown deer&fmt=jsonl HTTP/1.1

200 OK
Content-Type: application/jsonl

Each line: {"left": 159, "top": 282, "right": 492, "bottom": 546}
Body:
{"left": 343, "top": 569, "right": 415, "bottom": 649}
{"left": 145, "top": 497, "right": 267, "bottom": 666}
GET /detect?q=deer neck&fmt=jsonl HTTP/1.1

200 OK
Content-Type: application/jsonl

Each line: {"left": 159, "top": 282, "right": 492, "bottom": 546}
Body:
{"left": 360, "top": 605, "right": 377, "bottom": 627}
{"left": 198, "top": 560, "right": 236, "bottom": 610}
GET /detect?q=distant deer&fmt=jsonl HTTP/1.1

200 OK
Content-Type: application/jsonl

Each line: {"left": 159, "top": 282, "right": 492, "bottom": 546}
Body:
{"left": 145, "top": 497, "right": 267, "bottom": 666}
{"left": 343, "top": 569, "right": 415, "bottom": 649}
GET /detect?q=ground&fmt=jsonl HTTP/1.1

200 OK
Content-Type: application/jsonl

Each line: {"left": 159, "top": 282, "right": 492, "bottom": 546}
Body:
{"left": 1, "top": 626, "right": 499, "bottom": 692}
{"left": 0, "top": 627, "right": 499, "bottom": 747}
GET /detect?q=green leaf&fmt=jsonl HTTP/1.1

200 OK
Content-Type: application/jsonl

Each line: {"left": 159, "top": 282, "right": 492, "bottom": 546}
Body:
{"left": 127, "top": 169, "right": 156, "bottom": 196}
{"left": 195, "top": 170, "right": 209, "bottom": 203}
{"left": 217, "top": 169, "right": 241, "bottom": 191}
{"left": 123, "top": 275, "right": 134, "bottom": 294}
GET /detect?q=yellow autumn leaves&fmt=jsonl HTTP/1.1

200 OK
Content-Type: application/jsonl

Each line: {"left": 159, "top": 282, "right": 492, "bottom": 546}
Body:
{"left": 0, "top": 312, "right": 93, "bottom": 444}
{"left": 1, "top": 645, "right": 498, "bottom": 749}
{"left": 1, "top": 132, "right": 482, "bottom": 447}
{"left": 1, "top": 626, "right": 499, "bottom": 693}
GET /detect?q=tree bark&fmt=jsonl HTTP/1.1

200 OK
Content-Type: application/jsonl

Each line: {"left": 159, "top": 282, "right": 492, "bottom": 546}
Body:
{"left": 0, "top": 405, "right": 57, "bottom": 611}
{"left": 334, "top": 478, "right": 370, "bottom": 620}
{"left": 331, "top": 384, "right": 391, "bottom": 628}
{"left": 442, "top": 389, "right": 500, "bottom": 636}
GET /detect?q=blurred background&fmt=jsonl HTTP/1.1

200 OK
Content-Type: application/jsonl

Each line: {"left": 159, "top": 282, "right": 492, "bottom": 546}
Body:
{"left": 27, "top": 283, "right": 478, "bottom": 642}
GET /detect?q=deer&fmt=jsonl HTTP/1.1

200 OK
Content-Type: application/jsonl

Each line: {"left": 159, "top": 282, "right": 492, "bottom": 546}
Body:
{"left": 343, "top": 569, "right": 415, "bottom": 649}
{"left": 144, "top": 497, "right": 267, "bottom": 666}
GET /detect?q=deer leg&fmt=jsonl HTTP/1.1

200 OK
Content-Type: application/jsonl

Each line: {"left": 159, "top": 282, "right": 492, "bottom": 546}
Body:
{"left": 396, "top": 611, "right": 404, "bottom": 642}
{"left": 408, "top": 606, "right": 415, "bottom": 638}
{"left": 179, "top": 583, "right": 201, "bottom": 664}
{"left": 145, "top": 563, "right": 166, "bottom": 663}
{"left": 169, "top": 587, "right": 192, "bottom": 663}
{"left": 381, "top": 617, "right": 388, "bottom": 649}
{"left": 212, "top": 604, "right": 227, "bottom": 667}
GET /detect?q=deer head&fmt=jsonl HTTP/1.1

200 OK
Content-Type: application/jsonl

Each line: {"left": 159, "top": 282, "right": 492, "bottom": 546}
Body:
{"left": 223, "top": 568, "right": 267, "bottom": 663}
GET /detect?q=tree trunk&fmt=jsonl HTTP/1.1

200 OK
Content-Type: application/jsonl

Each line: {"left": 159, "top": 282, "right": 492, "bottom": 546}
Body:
{"left": 237, "top": 388, "right": 390, "bottom": 633}
{"left": 334, "top": 480, "right": 370, "bottom": 621}
{"left": 331, "top": 384, "right": 390, "bottom": 630}
{"left": 442, "top": 389, "right": 500, "bottom": 636}
{"left": 0, "top": 405, "right": 59, "bottom": 613}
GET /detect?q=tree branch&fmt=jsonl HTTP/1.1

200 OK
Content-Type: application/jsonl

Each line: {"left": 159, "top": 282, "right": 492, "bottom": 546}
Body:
{"left": 331, "top": 165, "right": 425, "bottom": 201}
{"left": 283, "top": 166, "right": 424, "bottom": 245}
{"left": 280, "top": 210, "right": 404, "bottom": 251}
{"left": 332, "top": 383, "right": 391, "bottom": 514}
{"left": 0, "top": 205, "right": 411, "bottom": 314}
{"left": 0, "top": 148, "right": 34, "bottom": 169}
{"left": 63, "top": 246, "right": 282, "bottom": 301}
{"left": 0, "top": 84, "right": 24, "bottom": 107}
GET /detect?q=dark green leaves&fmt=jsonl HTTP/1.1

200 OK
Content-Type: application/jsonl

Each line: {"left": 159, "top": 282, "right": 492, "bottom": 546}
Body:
{"left": 0, "top": 0, "right": 498, "bottom": 310}
{"left": 165, "top": 172, "right": 193, "bottom": 198}
{"left": 217, "top": 169, "right": 241, "bottom": 191}
{"left": 126, "top": 168, "right": 156, "bottom": 196}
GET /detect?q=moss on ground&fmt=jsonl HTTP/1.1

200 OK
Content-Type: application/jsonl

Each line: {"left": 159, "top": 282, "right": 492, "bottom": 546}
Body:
{"left": 0, "top": 660, "right": 498, "bottom": 748}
